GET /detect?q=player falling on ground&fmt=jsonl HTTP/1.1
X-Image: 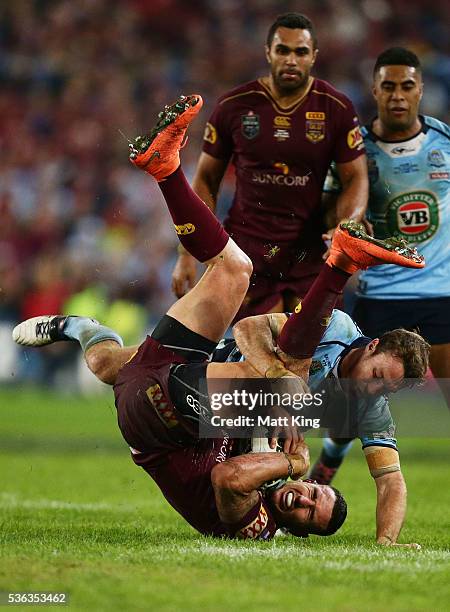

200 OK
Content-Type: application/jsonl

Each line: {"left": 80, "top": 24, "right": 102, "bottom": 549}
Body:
{"left": 14, "top": 95, "right": 425, "bottom": 545}
{"left": 172, "top": 12, "right": 368, "bottom": 320}
{"left": 312, "top": 47, "right": 450, "bottom": 486}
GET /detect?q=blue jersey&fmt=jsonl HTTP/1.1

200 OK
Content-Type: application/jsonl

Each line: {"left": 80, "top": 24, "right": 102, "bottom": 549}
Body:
{"left": 223, "top": 309, "right": 397, "bottom": 451}
{"left": 325, "top": 116, "right": 450, "bottom": 299}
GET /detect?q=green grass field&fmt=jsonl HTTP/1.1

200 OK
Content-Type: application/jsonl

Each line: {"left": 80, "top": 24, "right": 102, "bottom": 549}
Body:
{"left": 1, "top": 388, "right": 449, "bottom": 611}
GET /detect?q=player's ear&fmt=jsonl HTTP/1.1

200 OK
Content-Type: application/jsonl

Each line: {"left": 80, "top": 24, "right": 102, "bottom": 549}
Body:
{"left": 368, "top": 338, "right": 380, "bottom": 352}
{"left": 312, "top": 48, "right": 318, "bottom": 65}
{"left": 265, "top": 45, "right": 271, "bottom": 63}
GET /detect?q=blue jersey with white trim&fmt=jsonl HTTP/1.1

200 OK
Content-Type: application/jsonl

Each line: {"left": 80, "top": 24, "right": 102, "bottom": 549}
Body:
{"left": 324, "top": 116, "right": 450, "bottom": 298}
{"left": 224, "top": 309, "right": 397, "bottom": 450}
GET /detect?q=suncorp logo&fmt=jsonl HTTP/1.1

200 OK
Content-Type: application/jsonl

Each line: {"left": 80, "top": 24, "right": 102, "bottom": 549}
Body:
{"left": 252, "top": 171, "right": 309, "bottom": 187}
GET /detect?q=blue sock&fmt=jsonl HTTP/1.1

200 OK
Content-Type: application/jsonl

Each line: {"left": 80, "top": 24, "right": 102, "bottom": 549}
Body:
{"left": 63, "top": 317, "right": 124, "bottom": 353}
{"left": 323, "top": 437, "right": 353, "bottom": 462}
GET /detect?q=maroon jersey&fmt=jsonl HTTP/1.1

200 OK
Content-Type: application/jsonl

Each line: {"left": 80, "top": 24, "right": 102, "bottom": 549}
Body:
{"left": 203, "top": 77, "right": 365, "bottom": 243}
{"left": 114, "top": 336, "right": 277, "bottom": 540}
{"left": 133, "top": 437, "right": 278, "bottom": 540}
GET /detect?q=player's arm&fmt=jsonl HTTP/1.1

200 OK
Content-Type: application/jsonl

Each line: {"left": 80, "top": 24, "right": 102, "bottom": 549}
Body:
{"left": 172, "top": 152, "right": 229, "bottom": 297}
{"left": 211, "top": 442, "right": 310, "bottom": 524}
{"left": 364, "top": 444, "right": 420, "bottom": 548}
{"left": 192, "top": 152, "right": 229, "bottom": 213}
{"left": 233, "top": 313, "right": 310, "bottom": 379}
{"left": 333, "top": 155, "right": 369, "bottom": 226}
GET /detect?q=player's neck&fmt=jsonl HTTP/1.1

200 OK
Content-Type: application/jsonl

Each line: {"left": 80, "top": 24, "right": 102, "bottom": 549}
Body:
{"left": 371, "top": 117, "right": 422, "bottom": 142}
{"left": 263, "top": 75, "right": 313, "bottom": 107}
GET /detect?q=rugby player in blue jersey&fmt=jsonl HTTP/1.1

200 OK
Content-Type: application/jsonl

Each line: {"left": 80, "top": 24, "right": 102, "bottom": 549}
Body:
{"left": 313, "top": 47, "right": 450, "bottom": 487}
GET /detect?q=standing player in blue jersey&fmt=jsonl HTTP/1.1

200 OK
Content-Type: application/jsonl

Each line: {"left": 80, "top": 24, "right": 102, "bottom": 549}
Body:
{"left": 312, "top": 47, "right": 450, "bottom": 485}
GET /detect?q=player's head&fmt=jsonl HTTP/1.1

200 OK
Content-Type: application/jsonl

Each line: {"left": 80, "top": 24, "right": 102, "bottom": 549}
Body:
{"left": 345, "top": 329, "right": 430, "bottom": 395}
{"left": 266, "top": 13, "right": 318, "bottom": 94}
{"left": 372, "top": 47, "right": 423, "bottom": 134}
{"left": 269, "top": 480, "right": 347, "bottom": 537}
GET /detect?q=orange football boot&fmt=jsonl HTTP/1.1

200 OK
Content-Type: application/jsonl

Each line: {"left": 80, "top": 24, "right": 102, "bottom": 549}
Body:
{"left": 129, "top": 94, "right": 203, "bottom": 181}
{"left": 327, "top": 220, "right": 425, "bottom": 275}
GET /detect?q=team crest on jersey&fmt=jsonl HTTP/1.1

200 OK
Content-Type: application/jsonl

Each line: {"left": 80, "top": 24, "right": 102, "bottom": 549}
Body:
{"left": 387, "top": 191, "right": 439, "bottom": 242}
{"left": 427, "top": 149, "right": 445, "bottom": 167}
{"left": 241, "top": 111, "right": 260, "bottom": 139}
{"left": 204, "top": 122, "right": 217, "bottom": 144}
{"left": 305, "top": 117, "right": 325, "bottom": 143}
{"left": 147, "top": 384, "right": 179, "bottom": 428}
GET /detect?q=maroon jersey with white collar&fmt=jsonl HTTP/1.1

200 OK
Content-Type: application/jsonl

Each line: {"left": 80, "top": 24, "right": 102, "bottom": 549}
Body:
{"left": 203, "top": 77, "right": 364, "bottom": 242}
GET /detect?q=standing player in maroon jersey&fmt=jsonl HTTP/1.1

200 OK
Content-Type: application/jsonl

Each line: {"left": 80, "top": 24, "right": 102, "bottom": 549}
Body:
{"left": 172, "top": 12, "right": 368, "bottom": 320}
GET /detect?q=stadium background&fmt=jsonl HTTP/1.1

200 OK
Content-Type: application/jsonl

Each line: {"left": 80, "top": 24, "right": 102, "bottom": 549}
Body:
{"left": 1, "top": 0, "right": 449, "bottom": 388}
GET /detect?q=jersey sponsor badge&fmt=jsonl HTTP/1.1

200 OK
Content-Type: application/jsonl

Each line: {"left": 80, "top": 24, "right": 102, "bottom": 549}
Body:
{"left": 241, "top": 111, "right": 260, "bottom": 139}
{"left": 387, "top": 191, "right": 439, "bottom": 242}
{"left": 347, "top": 126, "right": 363, "bottom": 149}
{"left": 429, "top": 171, "right": 449, "bottom": 180}
{"left": 427, "top": 149, "right": 445, "bottom": 167}
{"left": 204, "top": 122, "right": 217, "bottom": 144}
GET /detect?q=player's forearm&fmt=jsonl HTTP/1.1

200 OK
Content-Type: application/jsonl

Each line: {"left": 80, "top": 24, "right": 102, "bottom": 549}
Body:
{"left": 212, "top": 451, "right": 307, "bottom": 497}
{"left": 233, "top": 315, "right": 288, "bottom": 377}
{"left": 335, "top": 179, "right": 368, "bottom": 223}
{"left": 375, "top": 471, "right": 407, "bottom": 544}
{"left": 191, "top": 174, "right": 218, "bottom": 213}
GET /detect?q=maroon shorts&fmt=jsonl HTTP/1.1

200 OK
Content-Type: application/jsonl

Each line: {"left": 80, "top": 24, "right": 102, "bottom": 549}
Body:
{"left": 229, "top": 231, "right": 325, "bottom": 319}
{"left": 113, "top": 336, "right": 194, "bottom": 458}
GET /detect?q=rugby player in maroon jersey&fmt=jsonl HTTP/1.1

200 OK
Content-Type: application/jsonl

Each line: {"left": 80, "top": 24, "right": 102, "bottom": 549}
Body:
{"left": 172, "top": 12, "right": 368, "bottom": 321}
{"left": 13, "top": 96, "right": 424, "bottom": 545}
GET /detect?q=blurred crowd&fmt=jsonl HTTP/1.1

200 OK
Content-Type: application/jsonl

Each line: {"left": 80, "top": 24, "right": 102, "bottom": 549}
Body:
{"left": 1, "top": 0, "right": 449, "bottom": 387}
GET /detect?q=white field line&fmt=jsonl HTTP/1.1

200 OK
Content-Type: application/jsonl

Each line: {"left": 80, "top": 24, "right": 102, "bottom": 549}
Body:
{"left": 0, "top": 492, "right": 145, "bottom": 513}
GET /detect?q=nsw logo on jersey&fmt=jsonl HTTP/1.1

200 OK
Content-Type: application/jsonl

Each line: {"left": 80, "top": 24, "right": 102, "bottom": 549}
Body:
{"left": 387, "top": 191, "right": 439, "bottom": 242}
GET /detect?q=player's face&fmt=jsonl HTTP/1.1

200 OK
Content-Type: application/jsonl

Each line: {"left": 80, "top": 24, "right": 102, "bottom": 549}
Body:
{"left": 270, "top": 480, "right": 335, "bottom": 535}
{"left": 266, "top": 27, "right": 318, "bottom": 94}
{"left": 348, "top": 341, "right": 405, "bottom": 395}
{"left": 372, "top": 65, "right": 423, "bottom": 135}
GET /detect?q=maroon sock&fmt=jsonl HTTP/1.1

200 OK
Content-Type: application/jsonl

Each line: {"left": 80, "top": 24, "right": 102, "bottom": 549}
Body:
{"left": 277, "top": 264, "right": 350, "bottom": 358}
{"left": 158, "top": 167, "right": 229, "bottom": 262}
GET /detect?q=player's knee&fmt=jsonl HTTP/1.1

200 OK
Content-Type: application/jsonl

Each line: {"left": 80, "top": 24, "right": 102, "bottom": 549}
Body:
{"left": 86, "top": 349, "right": 115, "bottom": 385}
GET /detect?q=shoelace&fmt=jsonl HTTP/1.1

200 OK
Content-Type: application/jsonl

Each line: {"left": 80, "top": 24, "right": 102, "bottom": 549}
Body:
{"left": 36, "top": 320, "right": 50, "bottom": 338}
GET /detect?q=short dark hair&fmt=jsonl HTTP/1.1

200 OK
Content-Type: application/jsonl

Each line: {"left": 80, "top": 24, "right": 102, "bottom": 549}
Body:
{"left": 317, "top": 486, "right": 347, "bottom": 536}
{"left": 374, "top": 47, "right": 421, "bottom": 76}
{"left": 266, "top": 12, "right": 317, "bottom": 49}
{"left": 376, "top": 328, "right": 430, "bottom": 383}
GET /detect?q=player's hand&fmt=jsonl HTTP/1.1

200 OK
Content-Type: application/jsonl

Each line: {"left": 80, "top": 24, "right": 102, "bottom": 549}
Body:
{"left": 377, "top": 537, "right": 421, "bottom": 550}
{"left": 172, "top": 253, "right": 197, "bottom": 298}
{"left": 268, "top": 405, "right": 301, "bottom": 454}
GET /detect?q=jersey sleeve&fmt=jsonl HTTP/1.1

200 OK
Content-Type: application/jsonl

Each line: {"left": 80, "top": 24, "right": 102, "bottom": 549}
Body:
{"left": 202, "top": 101, "right": 234, "bottom": 161}
{"left": 331, "top": 99, "right": 365, "bottom": 164}
{"left": 225, "top": 492, "right": 278, "bottom": 540}
{"left": 358, "top": 396, "right": 398, "bottom": 450}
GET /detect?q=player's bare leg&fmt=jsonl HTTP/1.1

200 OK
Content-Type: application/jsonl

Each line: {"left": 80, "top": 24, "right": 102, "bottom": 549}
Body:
{"left": 277, "top": 220, "right": 425, "bottom": 358}
{"left": 129, "top": 95, "right": 252, "bottom": 342}
{"left": 12, "top": 315, "right": 132, "bottom": 385}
